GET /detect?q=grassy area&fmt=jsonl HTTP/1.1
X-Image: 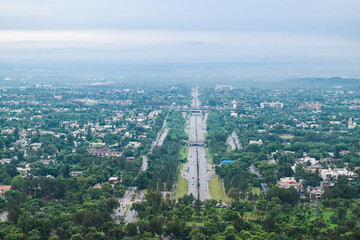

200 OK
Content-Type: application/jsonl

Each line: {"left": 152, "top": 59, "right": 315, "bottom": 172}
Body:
{"left": 322, "top": 210, "right": 338, "bottom": 229}
{"left": 205, "top": 148, "right": 212, "bottom": 164}
{"left": 123, "top": 205, "right": 130, "bottom": 217}
{"left": 280, "top": 134, "right": 294, "bottom": 140}
{"left": 140, "top": 189, "right": 148, "bottom": 200}
{"left": 250, "top": 187, "right": 261, "bottom": 195}
{"left": 174, "top": 146, "right": 190, "bottom": 199}
{"left": 180, "top": 146, "right": 189, "bottom": 160}
{"left": 209, "top": 176, "right": 232, "bottom": 203}
{"left": 174, "top": 174, "right": 188, "bottom": 199}
{"left": 185, "top": 123, "right": 190, "bottom": 138}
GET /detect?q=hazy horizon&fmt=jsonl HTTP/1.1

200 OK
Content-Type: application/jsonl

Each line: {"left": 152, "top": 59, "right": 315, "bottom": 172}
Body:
{"left": 1, "top": 0, "right": 360, "bottom": 79}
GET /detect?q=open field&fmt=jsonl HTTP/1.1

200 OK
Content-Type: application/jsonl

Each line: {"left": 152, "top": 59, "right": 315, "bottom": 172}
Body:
{"left": 180, "top": 146, "right": 188, "bottom": 160}
{"left": 140, "top": 189, "right": 148, "bottom": 198}
{"left": 174, "top": 172, "right": 188, "bottom": 199}
{"left": 205, "top": 148, "right": 212, "bottom": 164}
{"left": 250, "top": 187, "right": 261, "bottom": 195}
{"left": 209, "top": 176, "right": 231, "bottom": 203}
{"left": 280, "top": 134, "right": 294, "bottom": 140}
{"left": 174, "top": 146, "right": 189, "bottom": 199}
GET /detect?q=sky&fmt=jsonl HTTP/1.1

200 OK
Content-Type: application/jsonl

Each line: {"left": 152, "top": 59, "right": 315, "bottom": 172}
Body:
{"left": 0, "top": 0, "right": 360, "bottom": 77}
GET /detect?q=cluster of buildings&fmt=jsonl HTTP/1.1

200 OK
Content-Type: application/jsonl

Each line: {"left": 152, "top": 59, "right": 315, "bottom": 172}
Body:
{"left": 87, "top": 148, "right": 123, "bottom": 157}
{"left": 215, "top": 84, "right": 234, "bottom": 91}
{"left": 299, "top": 102, "right": 322, "bottom": 112}
{"left": 260, "top": 101, "right": 284, "bottom": 109}
{"left": 0, "top": 88, "right": 170, "bottom": 184}
{"left": 274, "top": 153, "right": 358, "bottom": 201}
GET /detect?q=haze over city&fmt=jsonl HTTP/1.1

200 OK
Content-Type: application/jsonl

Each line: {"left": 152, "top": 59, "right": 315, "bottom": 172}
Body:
{"left": 1, "top": 0, "right": 360, "bottom": 81}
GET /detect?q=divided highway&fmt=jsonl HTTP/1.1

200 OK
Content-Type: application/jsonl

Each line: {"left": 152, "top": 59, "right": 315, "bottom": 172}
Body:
{"left": 183, "top": 87, "right": 213, "bottom": 201}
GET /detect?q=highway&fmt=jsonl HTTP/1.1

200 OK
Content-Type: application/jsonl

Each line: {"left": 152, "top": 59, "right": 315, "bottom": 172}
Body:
{"left": 114, "top": 112, "right": 168, "bottom": 223}
{"left": 183, "top": 87, "right": 212, "bottom": 201}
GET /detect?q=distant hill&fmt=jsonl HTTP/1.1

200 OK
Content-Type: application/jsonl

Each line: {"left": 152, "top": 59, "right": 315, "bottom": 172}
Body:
{"left": 242, "top": 77, "right": 360, "bottom": 89}
{"left": 281, "top": 77, "right": 360, "bottom": 89}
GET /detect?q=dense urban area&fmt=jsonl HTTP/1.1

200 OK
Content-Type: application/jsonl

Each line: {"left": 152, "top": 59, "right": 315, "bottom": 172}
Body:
{"left": 1, "top": 80, "right": 360, "bottom": 240}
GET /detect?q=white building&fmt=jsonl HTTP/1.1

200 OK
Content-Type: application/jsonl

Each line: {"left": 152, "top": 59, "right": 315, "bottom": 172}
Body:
{"left": 249, "top": 139, "right": 263, "bottom": 146}
{"left": 348, "top": 118, "right": 357, "bottom": 129}
{"left": 320, "top": 168, "right": 358, "bottom": 186}
{"left": 260, "top": 101, "right": 284, "bottom": 109}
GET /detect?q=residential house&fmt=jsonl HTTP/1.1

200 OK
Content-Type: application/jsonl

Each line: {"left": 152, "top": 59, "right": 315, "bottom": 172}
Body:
{"left": 127, "top": 142, "right": 141, "bottom": 149}
{"left": 249, "top": 139, "right": 263, "bottom": 146}
{"left": 0, "top": 185, "right": 11, "bottom": 197}
{"left": 70, "top": 171, "right": 83, "bottom": 177}
{"left": 277, "top": 177, "right": 304, "bottom": 193}
{"left": 307, "top": 186, "right": 324, "bottom": 200}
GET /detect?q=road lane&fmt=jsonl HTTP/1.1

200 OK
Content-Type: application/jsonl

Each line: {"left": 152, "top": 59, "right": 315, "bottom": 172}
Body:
{"left": 114, "top": 112, "right": 168, "bottom": 223}
{"left": 157, "top": 128, "right": 169, "bottom": 146}
{"left": 186, "top": 86, "right": 212, "bottom": 201}
{"left": 187, "top": 146, "right": 198, "bottom": 197}
{"left": 249, "top": 164, "right": 269, "bottom": 194}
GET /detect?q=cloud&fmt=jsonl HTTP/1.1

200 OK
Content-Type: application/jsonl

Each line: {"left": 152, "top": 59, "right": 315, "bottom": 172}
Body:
{"left": 0, "top": 30, "right": 359, "bottom": 63}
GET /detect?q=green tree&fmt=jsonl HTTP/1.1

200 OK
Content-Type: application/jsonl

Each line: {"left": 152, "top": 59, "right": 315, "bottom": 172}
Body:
{"left": 70, "top": 234, "right": 83, "bottom": 240}
{"left": 190, "top": 228, "right": 206, "bottom": 240}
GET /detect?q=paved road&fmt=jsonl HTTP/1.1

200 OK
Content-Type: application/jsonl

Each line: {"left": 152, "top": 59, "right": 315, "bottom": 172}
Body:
{"left": 138, "top": 112, "right": 169, "bottom": 174}
{"left": 140, "top": 155, "right": 148, "bottom": 171}
{"left": 157, "top": 128, "right": 169, "bottom": 146}
{"left": 184, "top": 106, "right": 199, "bottom": 197}
{"left": 227, "top": 131, "right": 242, "bottom": 150}
{"left": 232, "top": 131, "right": 242, "bottom": 149}
{"left": 249, "top": 164, "right": 269, "bottom": 194}
{"left": 114, "top": 188, "right": 144, "bottom": 223}
{"left": 186, "top": 145, "right": 198, "bottom": 197}
{"left": 114, "top": 113, "right": 168, "bottom": 223}
{"left": 183, "top": 87, "right": 212, "bottom": 201}
{"left": 149, "top": 113, "right": 169, "bottom": 152}
{"left": 227, "top": 135, "right": 236, "bottom": 150}
{"left": 0, "top": 211, "right": 8, "bottom": 222}
{"left": 196, "top": 111, "right": 212, "bottom": 201}
{"left": 114, "top": 189, "right": 133, "bottom": 223}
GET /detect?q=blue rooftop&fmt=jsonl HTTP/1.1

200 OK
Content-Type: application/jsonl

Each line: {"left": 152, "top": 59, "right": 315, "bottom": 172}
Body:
{"left": 220, "top": 160, "right": 234, "bottom": 164}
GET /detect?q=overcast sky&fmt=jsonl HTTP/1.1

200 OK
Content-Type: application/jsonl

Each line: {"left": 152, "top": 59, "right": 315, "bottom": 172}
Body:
{"left": 1, "top": 0, "right": 360, "bottom": 70}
